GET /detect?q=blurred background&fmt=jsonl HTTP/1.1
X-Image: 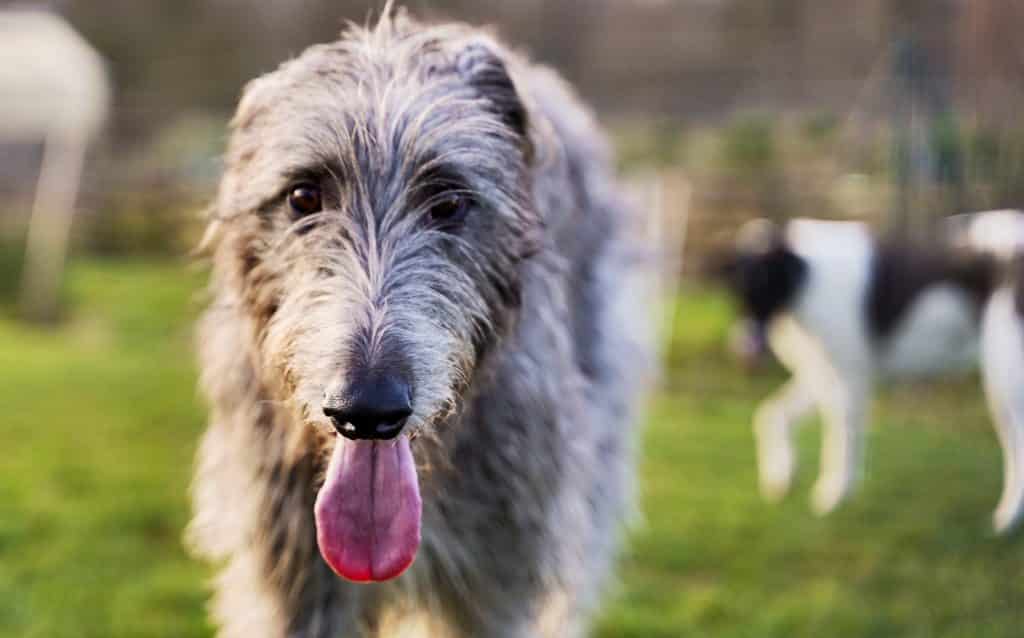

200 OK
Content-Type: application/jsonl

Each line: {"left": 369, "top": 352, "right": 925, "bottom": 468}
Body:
{"left": 1, "top": 1, "right": 1023, "bottom": 636}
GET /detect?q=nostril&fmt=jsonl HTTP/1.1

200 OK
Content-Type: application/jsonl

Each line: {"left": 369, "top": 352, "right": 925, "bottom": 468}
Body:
{"left": 322, "top": 405, "right": 357, "bottom": 437}
{"left": 367, "top": 414, "right": 408, "bottom": 440}
{"left": 374, "top": 405, "right": 414, "bottom": 426}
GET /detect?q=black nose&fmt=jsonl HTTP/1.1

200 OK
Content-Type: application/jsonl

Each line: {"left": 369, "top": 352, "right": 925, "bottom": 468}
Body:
{"left": 323, "top": 374, "right": 413, "bottom": 440}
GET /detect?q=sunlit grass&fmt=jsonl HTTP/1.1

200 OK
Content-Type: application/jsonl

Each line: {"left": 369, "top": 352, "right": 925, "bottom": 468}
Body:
{"left": 0, "top": 259, "right": 209, "bottom": 638}
{"left": 0, "top": 263, "right": 1021, "bottom": 637}
{"left": 598, "top": 285, "right": 1024, "bottom": 637}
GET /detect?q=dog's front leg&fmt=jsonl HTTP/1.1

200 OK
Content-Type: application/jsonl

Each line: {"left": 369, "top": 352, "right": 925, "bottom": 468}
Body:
{"left": 811, "top": 369, "right": 870, "bottom": 515}
{"left": 754, "top": 379, "right": 814, "bottom": 502}
{"left": 204, "top": 549, "right": 368, "bottom": 638}
{"left": 982, "top": 287, "right": 1024, "bottom": 534}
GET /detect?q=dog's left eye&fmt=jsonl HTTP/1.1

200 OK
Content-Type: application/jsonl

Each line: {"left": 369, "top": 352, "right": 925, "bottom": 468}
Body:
{"left": 288, "top": 183, "right": 323, "bottom": 217}
{"left": 428, "top": 193, "right": 471, "bottom": 227}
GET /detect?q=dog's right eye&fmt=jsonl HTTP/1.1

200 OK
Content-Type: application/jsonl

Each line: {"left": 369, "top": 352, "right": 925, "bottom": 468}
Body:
{"left": 288, "top": 183, "right": 323, "bottom": 217}
{"left": 429, "top": 193, "right": 471, "bottom": 226}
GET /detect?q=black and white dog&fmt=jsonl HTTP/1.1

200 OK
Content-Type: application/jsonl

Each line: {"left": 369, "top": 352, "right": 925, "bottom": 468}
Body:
{"left": 717, "top": 211, "right": 1024, "bottom": 533}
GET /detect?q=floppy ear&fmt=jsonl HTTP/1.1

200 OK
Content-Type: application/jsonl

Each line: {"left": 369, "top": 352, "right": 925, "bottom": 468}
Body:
{"left": 777, "top": 248, "right": 808, "bottom": 291}
{"left": 454, "top": 40, "right": 531, "bottom": 157}
{"left": 453, "top": 38, "right": 540, "bottom": 258}
{"left": 213, "top": 74, "right": 280, "bottom": 221}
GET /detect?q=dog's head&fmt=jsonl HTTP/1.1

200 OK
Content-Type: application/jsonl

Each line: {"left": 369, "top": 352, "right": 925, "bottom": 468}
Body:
{"left": 203, "top": 13, "right": 541, "bottom": 583}
{"left": 708, "top": 219, "right": 806, "bottom": 353}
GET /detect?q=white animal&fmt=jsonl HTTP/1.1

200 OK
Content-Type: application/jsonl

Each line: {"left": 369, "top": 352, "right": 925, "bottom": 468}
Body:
{"left": 718, "top": 210, "right": 1024, "bottom": 533}
{"left": 0, "top": 8, "right": 110, "bottom": 319}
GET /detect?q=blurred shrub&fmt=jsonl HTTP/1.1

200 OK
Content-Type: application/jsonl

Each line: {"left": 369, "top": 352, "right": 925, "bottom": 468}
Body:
{"left": 800, "top": 112, "right": 840, "bottom": 145}
{"left": 75, "top": 114, "right": 221, "bottom": 258}
{"left": 713, "top": 114, "right": 790, "bottom": 221}
{"left": 716, "top": 114, "right": 777, "bottom": 176}
{"left": 613, "top": 119, "right": 686, "bottom": 170}
{"left": 963, "top": 125, "right": 1024, "bottom": 209}
{"left": 0, "top": 238, "right": 26, "bottom": 307}
{"left": 968, "top": 127, "right": 1001, "bottom": 179}
{"left": 79, "top": 187, "right": 204, "bottom": 257}
{"left": 146, "top": 115, "right": 225, "bottom": 191}
{"left": 931, "top": 113, "right": 963, "bottom": 187}
{"left": 0, "top": 237, "right": 71, "bottom": 320}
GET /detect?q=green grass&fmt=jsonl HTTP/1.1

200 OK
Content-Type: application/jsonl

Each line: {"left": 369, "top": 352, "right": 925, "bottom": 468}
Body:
{"left": 1, "top": 260, "right": 1022, "bottom": 637}
{"left": 0, "top": 260, "right": 209, "bottom": 638}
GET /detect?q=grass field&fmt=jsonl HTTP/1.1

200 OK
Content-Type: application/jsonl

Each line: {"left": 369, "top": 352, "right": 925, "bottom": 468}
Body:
{"left": 2, "top": 258, "right": 1023, "bottom": 637}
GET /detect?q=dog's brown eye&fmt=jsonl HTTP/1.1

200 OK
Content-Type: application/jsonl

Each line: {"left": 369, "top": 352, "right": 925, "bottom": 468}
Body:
{"left": 288, "top": 184, "right": 322, "bottom": 217}
{"left": 429, "top": 193, "right": 470, "bottom": 226}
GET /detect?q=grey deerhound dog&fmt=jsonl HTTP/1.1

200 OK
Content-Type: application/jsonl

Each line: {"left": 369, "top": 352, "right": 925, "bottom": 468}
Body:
{"left": 188, "top": 9, "right": 651, "bottom": 638}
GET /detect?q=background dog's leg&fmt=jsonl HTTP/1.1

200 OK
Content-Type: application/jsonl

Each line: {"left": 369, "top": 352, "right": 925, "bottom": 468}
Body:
{"left": 754, "top": 379, "right": 814, "bottom": 502}
{"left": 982, "top": 287, "right": 1024, "bottom": 534}
{"left": 208, "top": 551, "right": 365, "bottom": 638}
{"left": 811, "top": 371, "right": 870, "bottom": 516}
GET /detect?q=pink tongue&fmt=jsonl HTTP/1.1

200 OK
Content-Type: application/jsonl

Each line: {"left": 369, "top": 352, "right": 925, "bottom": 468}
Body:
{"left": 314, "top": 437, "right": 421, "bottom": 583}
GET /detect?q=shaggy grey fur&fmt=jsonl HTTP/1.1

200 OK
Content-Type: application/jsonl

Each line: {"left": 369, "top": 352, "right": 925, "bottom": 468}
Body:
{"left": 189, "top": 10, "right": 651, "bottom": 638}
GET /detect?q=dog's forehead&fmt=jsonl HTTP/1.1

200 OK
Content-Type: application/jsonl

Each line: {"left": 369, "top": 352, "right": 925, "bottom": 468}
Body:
{"left": 228, "top": 39, "right": 504, "bottom": 170}
{"left": 218, "top": 21, "right": 526, "bottom": 215}
{"left": 234, "top": 25, "right": 476, "bottom": 132}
